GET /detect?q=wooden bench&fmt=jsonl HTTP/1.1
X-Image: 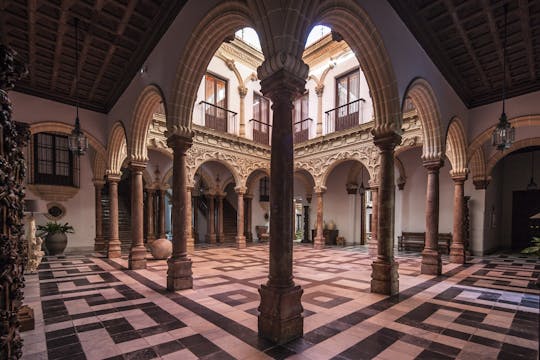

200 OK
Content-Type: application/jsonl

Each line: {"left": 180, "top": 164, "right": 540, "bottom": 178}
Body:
{"left": 398, "top": 232, "right": 452, "bottom": 254}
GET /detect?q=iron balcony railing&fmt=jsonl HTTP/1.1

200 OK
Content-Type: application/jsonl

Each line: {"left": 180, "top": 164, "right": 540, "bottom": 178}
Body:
{"left": 199, "top": 101, "right": 238, "bottom": 134}
{"left": 294, "top": 118, "right": 312, "bottom": 144}
{"left": 325, "top": 98, "right": 366, "bottom": 133}
{"left": 250, "top": 118, "right": 271, "bottom": 145}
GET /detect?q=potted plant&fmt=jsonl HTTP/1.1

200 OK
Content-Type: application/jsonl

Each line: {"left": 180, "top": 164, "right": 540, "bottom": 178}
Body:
{"left": 521, "top": 237, "right": 540, "bottom": 256}
{"left": 37, "top": 222, "right": 74, "bottom": 256}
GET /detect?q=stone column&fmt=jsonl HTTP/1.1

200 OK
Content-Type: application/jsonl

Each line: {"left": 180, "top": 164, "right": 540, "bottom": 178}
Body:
{"left": 185, "top": 186, "right": 195, "bottom": 253}
{"left": 93, "top": 180, "right": 105, "bottom": 252}
{"left": 315, "top": 84, "right": 324, "bottom": 136}
{"left": 370, "top": 133, "right": 400, "bottom": 295}
{"left": 128, "top": 162, "right": 147, "bottom": 270}
{"left": 166, "top": 134, "right": 193, "bottom": 291}
{"left": 193, "top": 194, "right": 199, "bottom": 242}
{"left": 106, "top": 174, "right": 122, "bottom": 258}
{"left": 450, "top": 173, "right": 467, "bottom": 264}
{"left": 158, "top": 189, "right": 166, "bottom": 238}
{"left": 421, "top": 159, "right": 444, "bottom": 275}
{"left": 217, "top": 193, "right": 224, "bottom": 242}
{"left": 205, "top": 194, "right": 216, "bottom": 243}
{"left": 145, "top": 188, "right": 156, "bottom": 244}
{"left": 245, "top": 194, "right": 253, "bottom": 242}
{"left": 360, "top": 189, "right": 366, "bottom": 245}
{"left": 239, "top": 86, "right": 247, "bottom": 137}
{"left": 302, "top": 199, "right": 311, "bottom": 243}
{"left": 258, "top": 68, "right": 305, "bottom": 344}
{"left": 313, "top": 187, "right": 326, "bottom": 249}
{"left": 346, "top": 184, "right": 358, "bottom": 245}
{"left": 368, "top": 184, "right": 378, "bottom": 256}
{"left": 235, "top": 187, "right": 247, "bottom": 248}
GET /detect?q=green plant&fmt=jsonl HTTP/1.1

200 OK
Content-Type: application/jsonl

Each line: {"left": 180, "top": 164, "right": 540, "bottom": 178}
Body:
{"left": 37, "top": 222, "right": 74, "bottom": 237}
{"left": 521, "top": 237, "right": 540, "bottom": 256}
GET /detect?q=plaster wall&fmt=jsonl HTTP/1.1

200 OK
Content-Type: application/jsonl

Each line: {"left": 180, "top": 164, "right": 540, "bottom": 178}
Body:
{"left": 483, "top": 160, "right": 504, "bottom": 254}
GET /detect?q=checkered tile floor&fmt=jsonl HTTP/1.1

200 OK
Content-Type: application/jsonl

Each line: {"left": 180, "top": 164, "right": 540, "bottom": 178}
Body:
{"left": 21, "top": 244, "right": 539, "bottom": 359}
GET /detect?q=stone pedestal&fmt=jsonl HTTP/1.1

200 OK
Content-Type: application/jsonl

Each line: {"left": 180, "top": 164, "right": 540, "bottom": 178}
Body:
{"left": 93, "top": 180, "right": 105, "bottom": 252}
{"left": 166, "top": 134, "right": 193, "bottom": 291}
{"left": 107, "top": 175, "right": 122, "bottom": 258}
{"left": 450, "top": 174, "right": 467, "bottom": 264}
{"left": 421, "top": 159, "right": 443, "bottom": 275}
{"left": 314, "top": 188, "right": 325, "bottom": 249}
{"left": 370, "top": 132, "right": 400, "bottom": 295}
{"left": 129, "top": 162, "right": 147, "bottom": 270}
{"left": 258, "top": 285, "right": 303, "bottom": 344}
{"left": 257, "top": 67, "right": 305, "bottom": 344}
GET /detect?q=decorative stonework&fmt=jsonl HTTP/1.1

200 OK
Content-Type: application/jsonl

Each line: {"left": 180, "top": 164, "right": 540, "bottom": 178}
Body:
{"left": 26, "top": 184, "right": 79, "bottom": 202}
{"left": 217, "top": 40, "right": 263, "bottom": 70}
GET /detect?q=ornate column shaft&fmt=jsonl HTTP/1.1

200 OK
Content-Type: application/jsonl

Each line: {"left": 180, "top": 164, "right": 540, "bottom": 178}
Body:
{"left": 360, "top": 190, "right": 366, "bottom": 245}
{"left": 217, "top": 194, "right": 224, "bottom": 242}
{"left": 245, "top": 194, "right": 253, "bottom": 242}
{"left": 315, "top": 84, "right": 324, "bottom": 136}
{"left": 93, "top": 180, "right": 105, "bottom": 252}
{"left": 206, "top": 194, "right": 216, "bottom": 243}
{"left": 421, "top": 159, "right": 443, "bottom": 275}
{"left": 193, "top": 194, "right": 199, "bottom": 242}
{"left": 107, "top": 174, "right": 122, "bottom": 258}
{"left": 235, "top": 187, "right": 246, "bottom": 248}
{"left": 257, "top": 68, "right": 305, "bottom": 344}
{"left": 158, "top": 189, "right": 167, "bottom": 238}
{"left": 368, "top": 184, "right": 379, "bottom": 256}
{"left": 239, "top": 87, "right": 247, "bottom": 137}
{"left": 186, "top": 186, "right": 194, "bottom": 253}
{"left": 314, "top": 188, "right": 325, "bottom": 249}
{"left": 146, "top": 189, "right": 156, "bottom": 244}
{"left": 450, "top": 174, "right": 467, "bottom": 264}
{"left": 370, "top": 133, "right": 400, "bottom": 295}
{"left": 128, "top": 162, "right": 147, "bottom": 269}
{"left": 166, "top": 135, "right": 193, "bottom": 291}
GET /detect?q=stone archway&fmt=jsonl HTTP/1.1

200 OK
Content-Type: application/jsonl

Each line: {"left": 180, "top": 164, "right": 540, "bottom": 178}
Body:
{"left": 445, "top": 117, "right": 468, "bottom": 176}
{"left": 486, "top": 137, "right": 540, "bottom": 177}
{"left": 106, "top": 121, "right": 128, "bottom": 176}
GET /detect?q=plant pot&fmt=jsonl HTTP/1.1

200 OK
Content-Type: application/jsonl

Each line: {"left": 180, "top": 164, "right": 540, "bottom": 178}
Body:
{"left": 45, "top": 233, "right": 68, "bottom": 256}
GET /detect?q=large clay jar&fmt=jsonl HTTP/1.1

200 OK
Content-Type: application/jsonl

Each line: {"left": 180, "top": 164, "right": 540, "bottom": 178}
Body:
{"left": 150, "top": 238, "right": 172, "bottom": 259}
{"left": 45, "top": 233, "right": 68, "bottom": 256}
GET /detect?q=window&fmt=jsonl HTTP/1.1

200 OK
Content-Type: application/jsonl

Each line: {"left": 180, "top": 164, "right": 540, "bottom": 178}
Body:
{"left": 252, "top": 93, "right": 270, "bottom": 144}
{"left": 204, "top": 73, "right": 228, "bottom": 132}
{"left": 294, "top": 93, "right": 310, "bottom": 143}
{"left": 335, "top": 69, "right": 361, "bottom": 131}
{"left": 259, "top": 176, "right": 270, "bottom": 202}
{"left": 33, "top": 133, "right": 78, "bottom": 187}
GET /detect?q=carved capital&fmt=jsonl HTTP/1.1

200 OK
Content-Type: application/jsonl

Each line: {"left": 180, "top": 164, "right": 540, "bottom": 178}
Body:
{"left": 128, "top": 160, "right": 147, "bottom": 173}
{"left": 373, "top": 131, "right": 401, "bottom": 151}
{"left": 315, "top": 83, "right": 325, "bottom": 96}
{"left": 92, "top": 179, "right": 106, "bottom": 188}
{"left": 259, "top": 68, "right": 306, "bottom": 105}
{"left": 106, "top": 173, "right": 121, "bottom": 183}
{"left": 450, "top": 168, "right": 468, "bottom": 180}
{"left": 167, "top": 134, "right": 193, "bottom": 154}
{"left": 473, "top": 178, "right": 489, "bottom": 190}
{"left": 314, "top": 185, "right": 327, "bottom": 194}
{"left": 235, "top": 186, "right": 247, "bottom": 195}
{"left": 423, "top": 159, "right": 444, "bottom": 172}
{"left": 238, "top": 86, "right": 248, "bottom": 98}
{"left": 257, "top": 52, "right": 309, "bottom": 84}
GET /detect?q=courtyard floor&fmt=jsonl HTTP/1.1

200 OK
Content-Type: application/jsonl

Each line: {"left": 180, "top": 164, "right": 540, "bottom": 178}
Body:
{"left": 21, "top": 244, "right": 539, "bottom": 360}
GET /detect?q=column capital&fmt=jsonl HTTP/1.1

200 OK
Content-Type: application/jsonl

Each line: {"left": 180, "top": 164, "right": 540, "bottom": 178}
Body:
{"left": 473, "top": 178, "right": 489, "bottom": 189}
{"left": 372, "top": 131, "right": 401, "bottom": 151}
{"left": 259, "top": 68, "right": 306, "bottom": 104}
{"left": 238, "top": 86, "right": 248, "bottom": 98}
{"left": 368, "top": 180, "right": 379, "bottom": 189}
{"left": 92, "top": 179, "right": 106, "bottom": 187}
{"left": 235, "top": 186, "right": 247, "bottom": 195}
{"left": 128, "top": 160, "right": 147, "bottom": 172}
{"left": 167, "top": 133, "right": 193, "bottom": 152}
{"left": 314, "top": 185, "right": 327, "bottom": 194}
{"left": 423, "top": 159, "right": 444, "bottom": 172}
{"left": 145, "top": 187, "right": 156, "bottom": 194}
{"left": 450, "top": 168, "right": 468, "bottom": 181}
{"left": 186, "top": 185, "right": 194, "bottom": 192}
{"left": 106, "top": 173, "right": 121, "bottom": 183}
{"left": 315, "top": 83, "right": 324, "bottom": 96}
{"left": 258, "top": 52, "right": 308, "bottom": 89}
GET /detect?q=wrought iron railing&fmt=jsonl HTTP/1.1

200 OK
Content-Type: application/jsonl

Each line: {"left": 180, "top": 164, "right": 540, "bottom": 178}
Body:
{"left": 250, "top": 118, "right": 271, "bottom": 145}
{"left": 294, "top": 118, "right": 312, "bottom": 144}
{"left": 325, "top": 99, "right": 366, "bottom": 133}
{"left": 199, "top": 101, "right": 238, "bottom": 134}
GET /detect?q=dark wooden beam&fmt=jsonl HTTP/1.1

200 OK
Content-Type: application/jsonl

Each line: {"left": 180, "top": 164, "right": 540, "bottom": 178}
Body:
{"left": 518, "top": 0, "right": 536, "bottom": 81}
{"left": 28, "top": 0, "right": 37, "bottom": 87}
{"left": 50, "top": 1, "right": 74, "bottom": 90}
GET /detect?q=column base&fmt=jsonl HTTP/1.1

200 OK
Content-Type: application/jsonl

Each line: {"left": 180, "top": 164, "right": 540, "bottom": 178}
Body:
{"left": 449, "top": 243, "right": 466, "bottom": 264}
{"left": 186, "top": 237, "right": 195, "bottom": 254}
{"left": 166, "top": 256, "right": 193, "bottom": 291}
{"left": 128, "top": 245, "right": 147, "bottom": 269}
{"left": 370, "top": 258, "right": 399, "bottom": 295}
{"left": 218, "top": 233, "right": 225, "bottom": 243}
{"left": 107, "top": 239, "right": 121, "bottom": 258}
{"left": 421, "top": 248, "right": 442, "bottom": 275}
{"left": 147, "top": 235, "right": 156, "bottom": 245}
{"left": 235, "top": 235, "right": 246, "bottom": 249}
{"left": 258, "top": 284, "right": 303, "bottom": 344}
{"left": 368, "top": 239, "right": 378, "bottom": 256}
{"left": 313, "top": 236, "right": 325, "bottom": 249}
{"left": 206, "top": 234, "right": 217, "bottom": 244}
{"left": 94, "top": 236, "right": 105, "bottom": 252}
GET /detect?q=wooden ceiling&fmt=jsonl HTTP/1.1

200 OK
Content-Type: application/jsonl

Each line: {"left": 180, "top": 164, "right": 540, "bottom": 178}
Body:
{"left": 1, "top": 0, "right": 186, "bottom": 113}
{"left": 389, "top": 0, "right": 540, "bottom": 108}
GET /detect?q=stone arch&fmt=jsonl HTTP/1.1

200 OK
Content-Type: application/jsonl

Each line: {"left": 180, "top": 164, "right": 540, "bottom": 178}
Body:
{"left": 445, "top": 117, "right": 468, "bottom": 176}
{"left": 322, "top": 158, "right": 370, "bottom": 187}
{"left": 294, "top": 169, "right": 316, "bottom": 196}
{"left": 142, "top": 169, "right": 153, "bottom": 187}
{"left": 346, "top": 161, "right": 371, "bottom": 185}
{"left": 130, "top": 84, "right": 166, "bottom": 163}
{"left": 92, "top": 152, "right": 107, "bottom": 181}
{"left": 191, "top": 159, "right": 242, "bottom": 192}
{"left": 246, "top": 168, "right": 271, "bottom": 194}
{"left": 169, "top": 2, "right": 257, "bottom": 133}
{"left": 467, "top": 114, "right": 540, "bottom": 162}
{"left": 402, "top": 78, "right": 444, "bottom": 161}
{"left": 313, "top": 0, "right": 401, "bottom": 133}
{"left": 394, "top": 156, "right": 407, "bottom": 190}
{"left": 106, "top": 121, "right": 128, "bottom": 175}
{"left": 469, "top": 148, "right": 487, "bottom": 188}
{"left": 486, "top": 137, "right": 540, "bottom": 177}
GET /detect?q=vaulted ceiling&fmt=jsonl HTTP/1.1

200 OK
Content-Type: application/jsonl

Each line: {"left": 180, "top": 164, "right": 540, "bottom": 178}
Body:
{"left": 1, "top": 0, "right": 539, "bottom": 113}
{"left": 388, "top": 0, "right": 540, "bottom": 108}
{"left": 2, "top": 0, "right": 186, "bottom": 113}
